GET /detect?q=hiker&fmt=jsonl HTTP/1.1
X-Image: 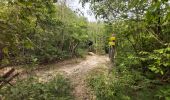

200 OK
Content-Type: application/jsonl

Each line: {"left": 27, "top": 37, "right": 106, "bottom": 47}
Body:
{"left": 88, "top": 40, "right": 93, "bottom": 52}
{"left": 108, "top": 33, "right": 116, "bottom": 61}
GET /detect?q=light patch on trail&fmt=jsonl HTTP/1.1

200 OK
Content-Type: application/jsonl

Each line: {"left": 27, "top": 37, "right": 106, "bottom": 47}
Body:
{"left": 32, "top": 55, "right": 109, "bottom": 100}
{"left": 35, "top": 55, "right": 109, "bottom": 82}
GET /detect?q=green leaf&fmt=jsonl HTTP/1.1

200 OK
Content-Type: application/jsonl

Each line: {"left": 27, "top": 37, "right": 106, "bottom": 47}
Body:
{"left": 2, "top": 47, "right": 8, "bottom": 55}
{"left": 160, "top": 71, "right": 164, "bottom": 75}
{"left": 1, "top": 58, "right": 9, "bottom": 65}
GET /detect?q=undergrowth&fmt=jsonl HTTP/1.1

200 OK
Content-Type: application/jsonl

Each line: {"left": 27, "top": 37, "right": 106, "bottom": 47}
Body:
{"left": 0, "top": 75, "right": 73, "bottom": 100}
{"left": 87, "top": 66, "right": 170, "bottom": 100}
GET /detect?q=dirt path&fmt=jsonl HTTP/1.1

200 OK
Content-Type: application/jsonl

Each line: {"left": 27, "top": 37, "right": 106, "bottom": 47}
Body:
{"left": 2, "top": 54, "right": 109, "bottom": 100}
{"left": 31, "top": 54, "right": 109, "bottom": 100}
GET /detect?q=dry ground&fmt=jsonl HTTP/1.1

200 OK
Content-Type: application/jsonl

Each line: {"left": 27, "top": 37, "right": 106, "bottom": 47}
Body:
{"left": 1, "top": 54, "right": 110, "bottom": 100}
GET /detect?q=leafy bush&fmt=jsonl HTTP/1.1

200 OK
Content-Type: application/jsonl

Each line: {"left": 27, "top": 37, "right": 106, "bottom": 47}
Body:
{"left": 76, "top": 48, "right": 88, "bottom": 57}
{"left": 140, "top": 47, "right": 170, "bottom": 76}
{"left": 155, "top": 85, "right": 170, "bottom": 100}
{"left": 86, "top": 66, "right": 164, "bottom": 100}
{"left": 0, "top": 75, "right": 73, "bottom": 100}
{"left": 87, "top": 67, "right": 132, "bottom": 100}
{"left": 0, "top": 0, "right": 90, "bottom": 65}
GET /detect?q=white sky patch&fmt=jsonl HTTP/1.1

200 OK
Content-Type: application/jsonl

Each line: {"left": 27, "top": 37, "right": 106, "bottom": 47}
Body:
{"left": 66, "top": 0, "right": 96, "bottom": 22}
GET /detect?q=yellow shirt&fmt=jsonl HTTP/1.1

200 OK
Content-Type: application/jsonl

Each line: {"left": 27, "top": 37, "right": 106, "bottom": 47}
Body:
{"left": 109, "top": 37, "right": 116, "bottom": 41}
{"left": 109, "top": 42, "right": 115, "bottom": 46}
{"left": 109, "top": 36, "right": 116, "bottom": 46}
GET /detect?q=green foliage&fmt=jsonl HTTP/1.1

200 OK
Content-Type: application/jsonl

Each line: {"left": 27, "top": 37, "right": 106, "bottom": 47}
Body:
{"left": 0, "top": 0, "right": 90, "bottom": 65}
{"left": 87, "top": 67, "right": 159, "bottom": 100}
{"left": 155, "top": 85, "right": 170, "bottom": 100}
{"left": 140, "top": 47, "right": 170, "bottom": 75}
{"left": 82, "top": 0, "right": 170, "bottom": 99}
{"left": 84, "top": 0, "right": 170, "bottom": 79}
{"left": 87, "top": 22, "right": 106, "bottom": 54}
{"left": 0, "top": 75, "right": 73, "bottom": 100}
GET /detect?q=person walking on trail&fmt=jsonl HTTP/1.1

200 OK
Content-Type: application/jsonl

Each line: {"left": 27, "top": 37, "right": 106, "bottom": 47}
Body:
{"left": 88, "top": 40, "right": 93, "bottom": 52}
{"left": 108, "top": 33, "right": 116, "bottom": 62}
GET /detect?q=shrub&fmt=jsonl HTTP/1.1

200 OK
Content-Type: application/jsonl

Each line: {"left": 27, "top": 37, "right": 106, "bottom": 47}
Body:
{"left": 87, "top": 68, "right": 131, "bottom": 100}
{"left": 86, "top": 66, "right": 163, "bottom": 100}
{"left": 155, "top": 85, "right": 170, "bottom": 100}
{"left": 0, "top": 75, "right": 73, "bottom": 100}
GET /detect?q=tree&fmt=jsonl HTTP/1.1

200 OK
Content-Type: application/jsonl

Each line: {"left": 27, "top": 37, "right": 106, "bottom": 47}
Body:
{"left": 0, "top": 0, "right": 89, "bottom": 65}
{"left": 81, "top": 0, "right": 170, "bottom": 80}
